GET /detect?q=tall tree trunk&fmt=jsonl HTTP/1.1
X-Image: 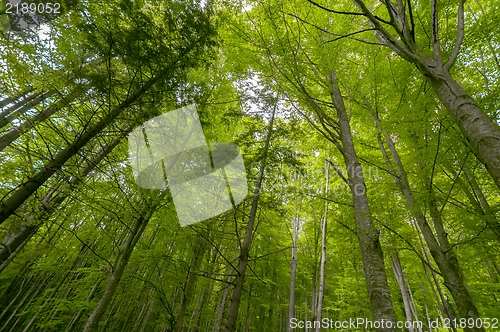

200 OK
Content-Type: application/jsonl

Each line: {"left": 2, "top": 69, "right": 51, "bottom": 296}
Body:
{"left": 0, "top": 90, "right": 55, "bottom": 130}
{"left": 83, "top": 200, "right": 157, "bottom": 332}
{"left": 0, "top": 125, "right": 132, "bottom": 270}
{"left": 406, "top": 276, "right": 423, "bottom": 332}
{"left": 372, "top": 110, "right": 483, "bottom": 331}
{"left": 350, "top": 0, "right": 500, "bottom": 189}
{"left": 0, "top": 89, "right": 34, "bottom": 112}
{"left": 174, "top": 234, "right": 207, "bottom": 332}
{"left": 315, "top": 159, "right": 329, "bottom": 332}
{"left": 0, "top": 91, "right": 43, "bottom": 125}
{"left": 328, "top": 69, "right": 397, "bottom": 330}
{"left": 213, "top": 244, "right": 239, "bottom": 332}
{"left": 0, "top": 86, "right": 87, "bottom": 151}
{"left": 390, "top": 253, "right": 415, "bottom": 332}
{"left": 0, "top": 40, "right": 201, "bottom": 224}
{"left": 223, "top": 104, "right": 275, "bottom": 332}
{"left": 286, "top": 189, "right": 301, "bottom": 332}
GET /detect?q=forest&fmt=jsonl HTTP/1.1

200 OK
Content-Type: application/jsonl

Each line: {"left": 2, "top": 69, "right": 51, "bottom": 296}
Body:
{"left": 0, "top": 0, "right": 499, "bottom": 331}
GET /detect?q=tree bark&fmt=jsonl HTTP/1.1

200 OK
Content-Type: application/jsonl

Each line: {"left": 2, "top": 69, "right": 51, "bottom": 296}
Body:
{"left": 315, "top": 159, "right": 329, "bottom": 332}
{"left": 373, "top": 111, "right": 483, "bottom": 331}
{"left": 390, "top": 253, "right": 415, "bottom": 332}
{"left": 223, "top": 104, "right": 275, "bottom": 332}
{"left": 328, "top": 69, "right": 397, "bottom": 330}
{"left": 286, "top": 186, "right": 301, "bottom": 332}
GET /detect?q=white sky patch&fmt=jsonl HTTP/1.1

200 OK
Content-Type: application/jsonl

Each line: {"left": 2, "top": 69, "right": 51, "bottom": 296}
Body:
{"left": 234, "top": 72, "right": 297, "bottom": 122}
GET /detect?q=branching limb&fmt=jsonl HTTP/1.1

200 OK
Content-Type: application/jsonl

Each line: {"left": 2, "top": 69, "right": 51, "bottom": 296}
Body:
{"left": 350, "top": 0, "right": 424, "bottom": 66}
{"left": 327, "top": 159, "right": 349, "bottom": 185}
{"left": 444, "top": 0, "right": 465, "bottom": 71}
{"left": 306, "top": 0, "right": 371, "bottom": 19}
{"left": 406, "top": 0, "right": 415, "bottom": 41}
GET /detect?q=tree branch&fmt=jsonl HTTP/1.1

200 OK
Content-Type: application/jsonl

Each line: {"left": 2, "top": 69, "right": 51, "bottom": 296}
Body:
{"left": 444, "top": 0, "right": 465, "bottom": 71}
{"left": 350, "top": 0, "right": 423, "bottom": 65}
{"left": 431, "top": 0, "right": 442, "bottom": 60}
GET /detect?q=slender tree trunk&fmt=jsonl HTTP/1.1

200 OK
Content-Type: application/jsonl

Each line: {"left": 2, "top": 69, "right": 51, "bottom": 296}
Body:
{"left": 213, "top": 245, "right": 239, "bottom": 332}
{"left": 0, "top": 42, "right": 200, "bottom": 224}
{"left": 421, "top": 282, "right": 434, "bottom": 332}
{"left": 286, "top": 192, "right": 300, "bottom": 332}
{"left": 83, "top": 202, "right": 156, "bottom": 332}
{"left": 65, "top": 277, "right": 103, "bottom": 332}
{"left": 0, "top": 86, "right": 86, "bottom": 151}
{"left": 328, "top": 69, "right": 397, "bottom": 330}
{"left": 373, "top": 110, "right": 483, "bottom": 331}
{"left": 310, "top": 210, "right": 320, "bottom": 327}
{"left": 406, "top": 276, "right": 423, "bottom": 332}
{"left": 174, "top": 234, "right": 207, "bottom": 332}
{"left": 0, "top": 90, "right": 56, "bottom": 130}
{"left": 0, "top": 91, "right": 44, "bottom": 125}
{"left": 390, "top": 253, "right": 415, "bottom": 332}
{"left": 223, "top": 105, "right": 276, "bottom": 332}
{"left": 463, "top": 167, "right": 500, "bottom": 239}
{"left": 0, "top": 125, "right": 132, "bottom": 270}
{"left": 315, "top": 159, "right": 329, "bottom": 332}
{"left": 0, "top": 89, "right": 34, "bottom": 112}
